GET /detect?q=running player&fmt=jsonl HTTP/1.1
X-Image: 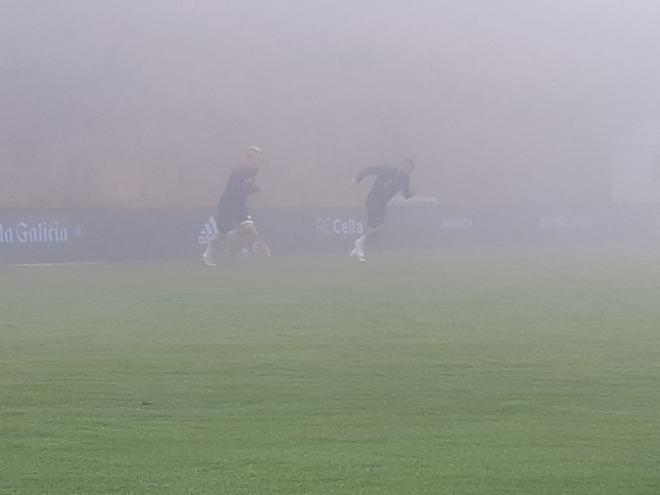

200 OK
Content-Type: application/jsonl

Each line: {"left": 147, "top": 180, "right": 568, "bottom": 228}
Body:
{"left": 351, "top": 158, "right": 415, "bottom": 262}
{"left": 202, "top": 146, "right": 267, "bottom": 266}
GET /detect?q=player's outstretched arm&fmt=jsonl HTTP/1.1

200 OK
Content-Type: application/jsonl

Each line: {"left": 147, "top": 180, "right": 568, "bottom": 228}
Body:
{"left": 354, "top": 166, "right": 386, "bottom": 184}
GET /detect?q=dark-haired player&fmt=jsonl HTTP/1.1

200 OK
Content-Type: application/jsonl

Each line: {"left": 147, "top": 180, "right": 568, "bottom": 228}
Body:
{"left": 351, "top": 158, "right": 415, "bottom": 262}
{"left": 203, "top": 146, "right": 268, "bottom": 266}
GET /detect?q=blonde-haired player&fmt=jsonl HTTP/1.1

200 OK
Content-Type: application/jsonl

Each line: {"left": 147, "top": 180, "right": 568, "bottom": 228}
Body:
{"left": 203, "top": 146, "right": 270, "bottom": 265}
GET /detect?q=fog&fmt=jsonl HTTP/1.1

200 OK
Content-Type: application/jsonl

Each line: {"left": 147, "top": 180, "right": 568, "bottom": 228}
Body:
{"left": 2, "top": 0, "right": 660, "bottom": 208}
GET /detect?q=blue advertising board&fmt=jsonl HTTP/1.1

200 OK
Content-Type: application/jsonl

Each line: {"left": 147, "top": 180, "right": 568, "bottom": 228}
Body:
{"left": 2, "top": 204, "right": 660, "bottom": 265}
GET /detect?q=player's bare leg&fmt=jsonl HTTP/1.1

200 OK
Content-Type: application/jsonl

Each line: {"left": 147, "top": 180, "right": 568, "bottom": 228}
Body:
{"left": 238, "top": 221, "right": 271, "bottom": 256}
{"left": 223, "top": 221, "right": 272, "bottom": 257}
{"left": 203, "top": 232, "right": 226, "bottom": 266}
{"left": 351, "top": 225, "right": 383, "bottom": 262}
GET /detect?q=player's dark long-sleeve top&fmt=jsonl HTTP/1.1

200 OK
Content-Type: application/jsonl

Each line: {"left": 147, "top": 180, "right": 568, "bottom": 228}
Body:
{"left": 355, "top": 166, "right": 413, "bottom": 205}
{"left": 219, "top": 164, "right": 259, "bottom": 208}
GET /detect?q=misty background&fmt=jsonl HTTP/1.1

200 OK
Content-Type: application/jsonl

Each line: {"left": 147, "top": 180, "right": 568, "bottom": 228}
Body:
{"left": 1, "top": 0, "right": 659, "bottom": 208}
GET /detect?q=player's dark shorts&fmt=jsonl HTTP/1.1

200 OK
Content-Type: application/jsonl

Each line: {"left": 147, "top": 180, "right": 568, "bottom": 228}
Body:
{"left": 215, "top": 202, "right": 253, "bottom": 234}
{"left": 365, "top": 199, "right": 387, "bottom": 229}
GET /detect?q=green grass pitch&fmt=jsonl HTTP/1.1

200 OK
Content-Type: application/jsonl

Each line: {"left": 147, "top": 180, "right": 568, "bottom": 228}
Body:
{"left": 2, "top": 247, "right": 660, "bottom": 494}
